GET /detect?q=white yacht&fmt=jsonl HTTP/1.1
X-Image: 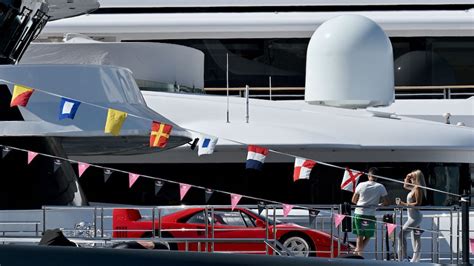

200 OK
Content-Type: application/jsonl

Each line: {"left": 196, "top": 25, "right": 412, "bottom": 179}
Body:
{"left": 19, "top": 11, "right": 474, "bottom": 207}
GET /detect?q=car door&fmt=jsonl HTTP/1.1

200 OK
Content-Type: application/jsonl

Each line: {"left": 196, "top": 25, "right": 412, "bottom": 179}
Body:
{"left": 209, "top": 210, "right": 267, "bottom": 254}
{"left": 171, "top": 210, "right": 208, "bottom": 251}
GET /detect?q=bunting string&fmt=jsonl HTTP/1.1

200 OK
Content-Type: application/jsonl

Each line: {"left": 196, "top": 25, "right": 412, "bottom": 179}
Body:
{"left": 0, "top": 143, "right": 447, "bottom": 234}
{"left": 0, "top": 79, "right": 461, "bottom": 198}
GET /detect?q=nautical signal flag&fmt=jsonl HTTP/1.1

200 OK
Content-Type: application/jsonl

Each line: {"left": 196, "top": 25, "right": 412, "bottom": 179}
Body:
{"left": 10, "top": 84, "right": 34, "bottom": 107}
{"left": 246, "top": 145, "right": 269, "bottom": 170}
{"left": 197, "top": 136, "right": 218, "bottom": 156}
{"left": 150, "top": 121, "right": 172, "bottom": 148}
{"left": 341, "top": 168, "right": 363, "bottom": 192}
{"left": 58, "top": 97, "right": 80, "bottom": 120}
{"left": 104, "top": 108, "right": 127, "bottom": 136}
{"left": 293, "top": 158, "right": 316, "bottom": 182}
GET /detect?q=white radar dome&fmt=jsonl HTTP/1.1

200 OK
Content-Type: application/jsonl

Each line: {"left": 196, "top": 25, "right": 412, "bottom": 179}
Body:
{"left": 305, "top": 15, "right": 394, "bottom": 109}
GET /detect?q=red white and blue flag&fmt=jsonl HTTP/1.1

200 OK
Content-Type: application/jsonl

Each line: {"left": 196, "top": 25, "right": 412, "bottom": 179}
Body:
{"left": 293, "top": 157, "right": 316, "bottom": 182}
{"left": 246, "top": 145, "right": 269, "bottom": 170}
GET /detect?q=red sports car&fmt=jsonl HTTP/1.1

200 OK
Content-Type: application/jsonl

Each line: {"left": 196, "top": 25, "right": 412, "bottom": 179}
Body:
{"left": 113, "top": 207, "right": 349, "bottom": 257}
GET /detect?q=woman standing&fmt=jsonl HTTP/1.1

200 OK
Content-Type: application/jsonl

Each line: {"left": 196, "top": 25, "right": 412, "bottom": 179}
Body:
{"left": 397, "top": 170, "right": 426, "bottom": 262}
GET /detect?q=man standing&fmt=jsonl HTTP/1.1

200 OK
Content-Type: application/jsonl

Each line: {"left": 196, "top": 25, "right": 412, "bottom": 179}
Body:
{"left": 351, "top": 167, "right": 389, "bottom": 256}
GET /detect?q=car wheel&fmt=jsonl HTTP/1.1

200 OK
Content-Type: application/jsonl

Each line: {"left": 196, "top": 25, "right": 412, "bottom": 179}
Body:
{"left": 281, "top": 236, "right": 312, "bottom": 257}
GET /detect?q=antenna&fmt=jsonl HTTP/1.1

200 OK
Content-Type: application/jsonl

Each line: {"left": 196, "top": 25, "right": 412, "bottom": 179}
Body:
{"left": 245, "top": 85, "right": 249, "bottom": 123}
{"left": 226, "top": 53, "right": 230, "bottom": 123}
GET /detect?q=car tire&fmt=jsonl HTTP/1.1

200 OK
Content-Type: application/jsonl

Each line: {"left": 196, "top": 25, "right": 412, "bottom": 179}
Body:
{"left": 279, "top": 234, "right": 315, "bottom": 257}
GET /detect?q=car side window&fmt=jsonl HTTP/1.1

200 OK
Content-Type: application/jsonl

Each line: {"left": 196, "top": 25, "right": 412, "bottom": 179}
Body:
{"left": 214, "top": 211, "right": 246, "bottom": 227}
{"left": 186, "top": 211, "right": 206, "bottom": 224}
{"left": 241, "top": 212, "right": 256, "bottom": 227}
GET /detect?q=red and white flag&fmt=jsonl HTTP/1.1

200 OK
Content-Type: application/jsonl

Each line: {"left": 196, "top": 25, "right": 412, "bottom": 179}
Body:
{"left": 27, "top": 151, "right": 38, "bottom": 164}
{"left": 340, "top": 168, "right": 363, "bottom": 192}
{"left": 129, "top": 173, "right": 140, "bottom": 188}
{"left": 293, "top": 158, "right": 316, "bottom": 182}
{"left": 78, "top": 162, "right": 90, "bottom": 178}
{"left": 230, "top": 194, "right": 242, "bottom": 210}
{"left": 180, "top": 183, "right": 191, "bottom": 201}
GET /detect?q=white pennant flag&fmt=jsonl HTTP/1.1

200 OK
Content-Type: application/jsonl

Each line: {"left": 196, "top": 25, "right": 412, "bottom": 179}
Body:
{"left": 197, "top": 136, "right": 218, "bottom": 156}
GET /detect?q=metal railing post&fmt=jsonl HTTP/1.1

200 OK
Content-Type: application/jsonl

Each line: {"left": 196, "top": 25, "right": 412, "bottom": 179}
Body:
{"left": 265, "top": 206, "right": 269, "bottom": 255}
{"left": 330, "top": 206, "right": 334, "bottom": 258}
{"left": 42, "top": 206, "right": 46, "bottom": 234}
{"left": 158, "top": 208, "right": 162, "bottom": 238}
{"left": 152, "top": 207, "right": 156, "bottom": 238}
{"left": 101, "top": 207, "right": 104, "bottom": 238}
{"left": 398, "top": 207, "right": 404, "bottom": 261}
{"left": 436, "top": 216, "right": 441, "bottom": 263}
{"left": 431, "top": 217, "right": 435, "bottom": 263}
{"left": 211, "top": 207, "right": 215, "bottom": 252}
{"left": 457, "top": 207, "right": 460, "bottom": 264}
{"left": 450, "top": 208, "right": 453, "bottom": 264}
{"left": 205, "top": 206, "right": 209, "bottom": 252}
{"left": 93, "top": 207, "right": 97, "bottom": 238}
{"left": 273, "top": 206, "right": 277, "bottom": 242}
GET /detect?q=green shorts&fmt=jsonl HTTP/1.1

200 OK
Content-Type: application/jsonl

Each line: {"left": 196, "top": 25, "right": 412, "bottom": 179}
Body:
{"left": 352, "top": 214, "right": 376, "bottom": 238}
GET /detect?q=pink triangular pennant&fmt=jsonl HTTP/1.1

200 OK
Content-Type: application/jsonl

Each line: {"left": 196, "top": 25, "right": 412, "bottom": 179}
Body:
{"left": 78, "top": 162, "right": 90, "bottom": 178}
{"left": 386, "top": 223, "right": 397, "bottom": 236}
{"left": 282, "top": 204, "right": 293, "bottom": 217}
{"left": 230, "top": 194, "right": 242, "bottom": 210}
{"left": 27, "top": 151, "right": 38, "bottom": 164}
{"left": 334, "top": 214, "right": 346, "bottom": 228}
{"left": 179, "top": 183, "right": 191, "bottom": 200}
{"left": 129, "top": 173, "right": 140, "bottom": 188}
{"left": 470, "top": 238, "right": 474, "bottom": 255}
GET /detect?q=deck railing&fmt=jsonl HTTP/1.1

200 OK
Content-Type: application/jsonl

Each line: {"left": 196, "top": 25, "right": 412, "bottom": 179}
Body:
{"left": 0, "top": 204, "right": 471, "bottom": 263}
{"left": 204, "top": 85, "right": 474, "bottom": 100}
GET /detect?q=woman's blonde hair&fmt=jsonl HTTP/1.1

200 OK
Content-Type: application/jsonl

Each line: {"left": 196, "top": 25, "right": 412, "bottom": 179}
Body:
{"left": 411, "top": 170, "right": 427, "bottom": 198}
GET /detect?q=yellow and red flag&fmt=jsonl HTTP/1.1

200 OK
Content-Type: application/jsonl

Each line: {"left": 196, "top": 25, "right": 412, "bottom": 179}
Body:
{"left": 150, "top": 121, "right": 172, "bottom": 148}
{"left": 10, "top": 84, "right": 34, "bottom": 107}
{"left": 104, "top": 108, "right": 128, "bottom": 136}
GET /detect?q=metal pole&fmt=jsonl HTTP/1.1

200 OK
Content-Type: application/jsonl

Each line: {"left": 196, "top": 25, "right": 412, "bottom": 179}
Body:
{"left": 457, "top": 207, "right": 461, "bottom": 264}
{"left": 42, "top": 206, "right": 46, "bottom": 233}
{"left": 461, "top": 196, "right": 471, "bottom": 265}
{"left": 399, "top": 207, "right": 404, "bottom": 261}
{"left": 101, "top": 207, "right": 104, "bottom": 238}
{"left": 211, "top": 207, "right": 215, "bottom": 252}
{"left": 330, "top": 207, "right": 334, "bottom": 258}
{"left": 245, "top": 85, "right": 249, "bottom": 123}
{"left": 152, "top": 207, "right": 156, "bottom": 238}
{"left": 265, "top": 206, "right": 269, "bottom": 255}
{"left": 226, "top": 53, "right": 230, "bottom": 123}
{"left": 431, "top": 217, "right": 435, "bottom": 262}
{"left": 93, "top": 207, "right": 97, "bottom": 238}
{"left": 269, "top": 76, "right": 272, "bottom": 101}
{"left": 436, "top": 216, "right": 440, "bottom": 263}
{"left": 205, "top": 206, "right": 209, "bottom": 252}
{"left": 450, "top": 208, "right": 453, "bottom": 264}
{"left": 158, "top": 208, "right": 162, "bottom": 238}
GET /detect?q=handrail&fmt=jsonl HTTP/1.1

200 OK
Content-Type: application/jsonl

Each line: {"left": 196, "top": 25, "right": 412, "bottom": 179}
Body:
{"left": 204, "top": 85, "right": 474, "bottom": 91}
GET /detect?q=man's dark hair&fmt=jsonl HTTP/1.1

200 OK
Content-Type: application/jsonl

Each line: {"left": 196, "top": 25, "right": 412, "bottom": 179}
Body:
{"left": 368, "top": 167, "right": 379, "bottom": 179}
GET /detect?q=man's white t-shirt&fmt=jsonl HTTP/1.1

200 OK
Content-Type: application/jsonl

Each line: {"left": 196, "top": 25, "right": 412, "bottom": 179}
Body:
{"left": 354, "top": 180, "right": 388, "bottom": 216}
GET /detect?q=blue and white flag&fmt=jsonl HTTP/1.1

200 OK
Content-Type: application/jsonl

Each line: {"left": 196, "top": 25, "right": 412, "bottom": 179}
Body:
{"left": 197, "top": 136, "right": 218, "bottom": 156}
{"left": 58, "top": 97, "right": 81, "bottom": 120}
{"left": 246, "top": 145, "right": 269, "bottom": 170}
